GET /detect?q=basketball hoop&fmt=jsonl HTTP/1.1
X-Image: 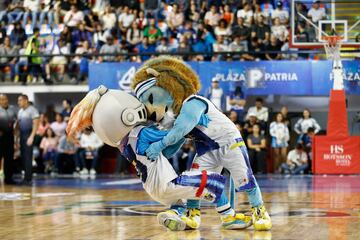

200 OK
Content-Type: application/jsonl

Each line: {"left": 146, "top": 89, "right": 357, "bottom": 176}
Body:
{"left": 322, "top": 36, "right": 343, "bottom": 61}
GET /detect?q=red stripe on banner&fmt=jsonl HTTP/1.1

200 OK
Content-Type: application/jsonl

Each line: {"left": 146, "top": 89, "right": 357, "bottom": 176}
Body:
{"left": 196, "top": 170, "right": 207, "bottom": 198}
{"left": 192, "top": 163, "right": 199, "bottom": 169}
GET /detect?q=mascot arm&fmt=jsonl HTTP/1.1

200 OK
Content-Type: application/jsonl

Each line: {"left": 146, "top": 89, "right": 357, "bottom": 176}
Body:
{"left": 137, "top": 126, "right": 185, "bottom": 158}
{"left": 146, "top": 99, "right": 206, "bottom": 160}
{"left": 162, "top": 138, "right": 186, "bottom": 159}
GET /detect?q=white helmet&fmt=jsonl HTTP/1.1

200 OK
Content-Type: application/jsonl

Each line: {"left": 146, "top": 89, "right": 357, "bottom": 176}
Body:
{"left": 92, "top": 86, "right": 147, "bottom": 147}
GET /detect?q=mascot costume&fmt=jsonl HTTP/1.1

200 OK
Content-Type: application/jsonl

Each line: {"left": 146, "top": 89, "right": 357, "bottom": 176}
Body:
{"left": 131, "top": 56, "right": 272, "bottom": 231}
{"left": 66, "top": 86, "right": 227, "bottom": 231}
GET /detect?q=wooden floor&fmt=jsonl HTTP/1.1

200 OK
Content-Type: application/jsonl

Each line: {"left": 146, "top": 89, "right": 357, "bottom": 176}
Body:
{"left": 0, "top": 174, "right": 359, "bottom": 240}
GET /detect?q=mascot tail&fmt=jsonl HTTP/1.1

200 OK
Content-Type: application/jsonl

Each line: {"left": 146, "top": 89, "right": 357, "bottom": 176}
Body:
{"left": 66, "top": 85, "right": 108, "bottom": 141}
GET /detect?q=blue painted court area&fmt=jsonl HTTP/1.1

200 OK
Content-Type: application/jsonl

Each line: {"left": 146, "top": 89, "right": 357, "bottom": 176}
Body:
{"left": 32, "top": 174, "right": 360, "bottom": 193}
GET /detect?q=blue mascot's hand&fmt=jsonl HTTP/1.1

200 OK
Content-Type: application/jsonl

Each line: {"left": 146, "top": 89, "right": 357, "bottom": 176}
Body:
{"left": 146, "top": 141, "right": 166, "bottom": 161}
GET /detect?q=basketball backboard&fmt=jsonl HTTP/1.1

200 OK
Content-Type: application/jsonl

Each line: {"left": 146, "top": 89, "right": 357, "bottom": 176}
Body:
{"left": 290, "top": 0, "right": 360, "bottom": 48}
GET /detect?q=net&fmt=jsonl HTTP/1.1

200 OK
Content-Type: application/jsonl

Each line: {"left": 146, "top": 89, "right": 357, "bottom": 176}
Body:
{"left": 322, "top": 36, "right": 343, "bottom": 61}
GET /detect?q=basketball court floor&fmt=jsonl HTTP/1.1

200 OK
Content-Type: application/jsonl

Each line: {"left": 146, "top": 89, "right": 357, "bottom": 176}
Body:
{"left": 0, "top": 174, "right": 359, "bottom": 240}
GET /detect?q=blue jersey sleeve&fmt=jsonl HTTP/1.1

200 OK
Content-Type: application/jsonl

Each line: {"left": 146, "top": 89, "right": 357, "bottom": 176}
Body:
{"left": 137, "top": 126, "right": 168, "bottom": 155}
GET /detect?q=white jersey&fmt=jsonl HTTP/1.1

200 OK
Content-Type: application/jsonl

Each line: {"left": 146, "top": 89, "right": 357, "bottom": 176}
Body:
{"left": 184, "top": 95, "right": 242, "bottom": 156}
{"left": 127, "top": 126, "right": 178, "bottom": 194}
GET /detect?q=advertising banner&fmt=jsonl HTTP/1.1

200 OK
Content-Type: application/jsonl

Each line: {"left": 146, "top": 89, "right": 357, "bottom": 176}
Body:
{"left": 89, "top": 61, "right": 360, "bottom": 95}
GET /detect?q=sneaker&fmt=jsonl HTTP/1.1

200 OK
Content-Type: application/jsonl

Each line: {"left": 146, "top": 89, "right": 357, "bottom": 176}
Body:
{"left": 252, "top": 205, "right": 272, "bottom": 231}
{"left": 221, "top": 213, "right": 252, "bottom": 230}
{"left": 0, "top": 170, "right": 3, "bottom": 178}
{"left": 32, "top": 77, "right": 37, "bottom": 83}
{"left": 26, "top": 75, "right": 32, "bottom": 83}
{"left": 157, "top": 210, "right": 186, "bottom": 231}
{"left": 90, "top": 169, "right": 96, "bottom": 176}
{"left": 80, "top": 169, "right": 89, "bottom": 175}
{"left": 14, "top": 75, "right": 19, "bottom": 83}
{"left": 181, "top": 208, "right": 201, "bottom": 229}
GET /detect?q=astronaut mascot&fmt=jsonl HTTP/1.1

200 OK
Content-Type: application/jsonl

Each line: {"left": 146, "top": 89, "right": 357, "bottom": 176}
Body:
{"left": 66, "top": 85, "right": 226, "bottom": 231}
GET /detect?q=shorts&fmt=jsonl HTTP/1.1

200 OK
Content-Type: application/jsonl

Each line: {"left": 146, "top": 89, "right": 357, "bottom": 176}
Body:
{"left": 271, "top": 137, "right": 288, "bottom": 148}
{"left": 191, "top": 138, "right": 256, "bottom": 191}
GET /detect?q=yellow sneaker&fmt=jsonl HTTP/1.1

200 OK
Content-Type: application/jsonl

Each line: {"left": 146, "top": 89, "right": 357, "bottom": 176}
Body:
{"left": 14, "top": 75, "right": 19, "bottom": 83}
{"left": 221, "top": 213, "right": 252, "bottom": 230}
{"left": 252, "top": 205, "right": 272, "bottom": 231}
{"left": 181, "top": 208, "right": 201, "bottom": 229}
{"left": 157, "top": 210, "right": 186, "bottom": 231}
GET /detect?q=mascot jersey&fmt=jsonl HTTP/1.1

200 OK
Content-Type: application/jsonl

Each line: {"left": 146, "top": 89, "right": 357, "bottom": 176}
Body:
{"left": 121, "top": 125, "right": 226, "bottom": 206}
{"left": 183, "top": 95, "right": 242, "bottom": 156}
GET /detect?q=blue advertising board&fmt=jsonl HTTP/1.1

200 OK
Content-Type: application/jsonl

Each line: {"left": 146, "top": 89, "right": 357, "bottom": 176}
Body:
{"left": 89, "top": 60, "right": 360, "bottom": 96}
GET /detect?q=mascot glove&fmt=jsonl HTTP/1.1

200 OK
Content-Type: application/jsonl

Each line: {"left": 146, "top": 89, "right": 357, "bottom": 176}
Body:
{"left": 146, "top": 141, "right": 166, "bottom": 161}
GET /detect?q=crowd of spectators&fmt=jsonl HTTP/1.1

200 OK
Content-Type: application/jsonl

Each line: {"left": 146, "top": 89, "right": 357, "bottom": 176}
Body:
{"left": 0, "top": 0, "right": 331, "bottom": 85}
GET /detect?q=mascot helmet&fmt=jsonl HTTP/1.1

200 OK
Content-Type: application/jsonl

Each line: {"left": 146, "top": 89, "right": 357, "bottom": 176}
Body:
{"left": 67, "top": 85, "right": 147, "bottom": 147}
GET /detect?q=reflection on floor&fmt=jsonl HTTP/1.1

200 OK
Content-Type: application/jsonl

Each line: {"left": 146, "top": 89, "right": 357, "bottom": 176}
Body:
{"left": 0, "top": 174, "right": 359, "bottom": 240}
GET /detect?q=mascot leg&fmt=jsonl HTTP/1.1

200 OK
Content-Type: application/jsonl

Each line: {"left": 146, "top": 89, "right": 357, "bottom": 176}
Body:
{"left": 158, "top": 171, "right": 226, "bottom": 231}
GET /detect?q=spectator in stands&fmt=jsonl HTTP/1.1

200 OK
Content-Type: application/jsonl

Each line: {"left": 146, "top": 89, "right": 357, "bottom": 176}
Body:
{"left": 236, "top": 2, "right": 254, "bottom": 27}
{"left": 143, "top": 18, "right": 162, "bottom": 44}
{"left": 64, "top": 4, "right": 84, "bottom": 29}
{"left": 99, "top": 35, "right": 120, "bottom": 62}
{"left": 25, "top": 27, "right": 50, "bottom": 84}
{"left": 177, "top": 36, "right": 191, "bottom": 61}
{"left": 16, "top": 94, "right": 39, "bottom": 185}
{"left": 10, "top": 22, "right": 27, "bottom": 47}
{"left": 248, "top": 37, "right": 265, "bottom": 61}
{"left": 294, "top": 108, "right": 321, "bottom": 135}
{"left": 251, "top": 15, "right": 270, "bottom": 45}
{"left": 229, "top": 35, "right": 252, "bottom": 60}
{"left": 155, "top": 37, "right": 168, "bottom": 52}
{"left": 71, "top": 21, "right": 93, "bottom": 52}
{"left": 244, "top": 112, "right": 262, "bottom": 139}
{"left": 280, "top": 143, "right": 308, "bottom": 174}
{"left": 69, "top": 40, "right": 93, "bottom": 83}
{"left": 280, "top": 106, "right": 291, "bottom": 130}
{"left": 271, "top": 17, "right": 288, "bottom": 42}
{"left": 50, "top": 112, "right": 67, "bottom": 137}
{"left": 0, "top": 37, "right": 17, "bottom": 81}
{"left": 179, "top": 21, "right": 196, "bottom": 43}
{"left": 297, "top": 127, "right": 315, "bottom": 161}
{"left": 60, "top": 25, "right": 72, "bottom": 47}
{"left": 55, "top": 135, "right": 77, "bottom": 174}
{"left": 127, "top": 21, "right": 143, "bottom": 47}
{"left": 271, "top": 1, "right": 289, "bottom": 25}
{"left": 36, "top": 113, "right": 50, "bottom": 138}
{"left": 0, "top": 2, "right": 7, "bottom": 23}
{"left": 281, "top": 36, "right": 299, "bottom": 60}
{"left": 137, "top": 36, "right": 156, "bottom": 62}
{"left": 14, "top": 40, "right": 28, "bottom": 83}
{"left": 232, "top": 17, "right": 250, "bottom": 50}
{"left": 93, "top": 23, "right": 106, "bottom": 50}
{"left": 23, "top": 0, "right": 40, "bottom": 29}
{"left": 307, "top": 0, "right": 326, "bottom": 24}
{"left": 204, "top": 5, "right": 221, "bottom": 27}
{"left": 46, "top": 39, "right": 70, "bottom": 82}
{"left": 247, "top": 123, "right": 267, "bottom": 174}
{"left": 265, "top": 35, "right": 282, "bottom": 60}
{"left": 246, "top": 97, "right": 269, "bottom": 123}
{"left": 39, "top": 0, "right": 54, "bottom": 27}
{"left": 214, "top": 19, "right": 231, "bottom": 39}
{"left": 229, "top": 86, "right": 246, "bottom": 122}
{"left": 135, "top": 10, "right": 147, "bottom": 30}
{"left": 221, "top": 4, "right": 234, "bottom": 25}
{"left": 166, "top": 3, "right": 184, "bottom": 30}
{"left": 212, "top": 35, "right": 229, "bottom": 61}
{"left": 7, "top": 1, "right": 24, "bottom": 24}
{"left": 100, "top": 5, "right": 116, "bottom": 31}
{"left": 186, "top": 2, "right": 199, "bottom": 24}
{"left": 205, "top": 78, "right": 226, "bottom": 112}
{"left": 260, "top": 0, "right": 274, "bottom": 23}
{"left": 61, "top": 99, "right": 72, "bottom": 120}
{"left": 118, "top": 7, "right": 135, "bottom": 38}
{"left": 270, "top": 112, "right": 290, "bottom": 172}
{"left": 40, "top": 127, "right": 58, "bottom": 173}
{"left": 228, "top": 110, "right": 238, "bottom": 123}
{"left": 78, "top": 127, "right": 103, "bottom": 176}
